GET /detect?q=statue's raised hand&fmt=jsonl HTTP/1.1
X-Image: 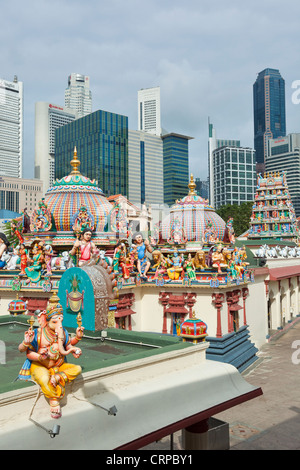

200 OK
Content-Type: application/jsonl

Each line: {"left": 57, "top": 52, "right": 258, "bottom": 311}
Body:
{"left": 24, "top": 328, "right": 35, "bottom": 345}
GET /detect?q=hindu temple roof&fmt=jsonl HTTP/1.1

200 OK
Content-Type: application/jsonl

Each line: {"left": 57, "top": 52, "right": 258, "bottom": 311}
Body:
{"left": 161, "top": 175, "right": 226, "bottom": 243}
{"left": 44, "top": 148, "right": 113, "bottom": 232}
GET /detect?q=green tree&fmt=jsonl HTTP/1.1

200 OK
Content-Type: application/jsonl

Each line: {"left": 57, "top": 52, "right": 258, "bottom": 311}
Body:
{"left": 216, "top": 202, "right": 253, "bottom": 237}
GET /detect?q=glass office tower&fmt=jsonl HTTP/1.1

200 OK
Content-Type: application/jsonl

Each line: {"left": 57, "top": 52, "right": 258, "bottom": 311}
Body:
{"left": 55, "top": 110, "right": 128, "bottom": 197}
{"left": 213, "top": 146, "right": 256, "bottom": 209}
{"left": 162, "top": 133, "right": 192, "bottom": 206}
{"left": 253, "top": 68, "right": 286, "bottom": 173}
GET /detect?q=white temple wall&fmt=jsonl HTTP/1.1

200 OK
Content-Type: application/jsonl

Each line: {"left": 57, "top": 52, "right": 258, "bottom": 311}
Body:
{"left": 246, "top": 274, "right": 269, "bottom": 349}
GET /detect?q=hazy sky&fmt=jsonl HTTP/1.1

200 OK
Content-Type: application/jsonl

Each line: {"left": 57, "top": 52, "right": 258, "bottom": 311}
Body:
{"left": 2, "top": 0, "right": 300, "bottom": 181}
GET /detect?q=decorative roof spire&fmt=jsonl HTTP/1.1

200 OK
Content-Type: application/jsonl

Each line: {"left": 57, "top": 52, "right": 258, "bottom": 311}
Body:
{"left": 188, "top": 174, "right": 197, "bottom": 196}
{"left": 70, "top": 147, "right": 81, "bottom": 175}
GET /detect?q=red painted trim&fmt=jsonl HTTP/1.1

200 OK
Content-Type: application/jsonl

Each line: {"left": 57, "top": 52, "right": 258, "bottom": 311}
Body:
{"left": 115, "top": 387, "right": 263, "bottom": 450}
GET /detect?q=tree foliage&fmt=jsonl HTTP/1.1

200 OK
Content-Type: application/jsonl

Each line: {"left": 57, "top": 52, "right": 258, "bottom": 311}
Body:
{"left": 216, "top": 201, "right": 253, "bottom": 237}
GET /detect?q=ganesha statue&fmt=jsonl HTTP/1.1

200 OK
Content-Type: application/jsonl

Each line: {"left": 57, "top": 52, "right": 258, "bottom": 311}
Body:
{"left": 18, "top": 294, "right": 84, "bottom": 419}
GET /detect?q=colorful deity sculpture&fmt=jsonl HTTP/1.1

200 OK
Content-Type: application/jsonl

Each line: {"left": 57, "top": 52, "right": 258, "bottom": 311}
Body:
{"left": 202, "top": 221, "right": 217, "bottom": 244}
{"left": 72, "top": 205, "right": 95, "bottom": 236}
{"left": 30, "top": 199, "right": 52, "bottom": 232}
{"left": 167, "top": 249, "right": 184, "bottom": 280}
{"left": 133, "top": 232, "right": 153, "bottom": 281}
{"left": 18, "top": 295, "right": 84, "bottom": 419}
{"left": 167, "top": 216, "right": 187, "bottom": 244}
{"left": 113, "top": 242, "right": 130, "bottom": 279}
{"left": 18, "top": 243, "right": 28, "bottom": 276}
{"left": 70, "top": 228, "right": 99, "bottom": 267}
{"left": 211, "top": 243, "right": 229, "bottom": 274}
{"left": 184, "top": 253, "right": 196, "bottom": 280}
{"left": 224, "top": 217, "right": 235, "bottom": 244}
{"left": 152, "top": 250, "right": 171, "bottom": 278}
{"left": 25, "top": 240, "right": 45, "bottom": 283}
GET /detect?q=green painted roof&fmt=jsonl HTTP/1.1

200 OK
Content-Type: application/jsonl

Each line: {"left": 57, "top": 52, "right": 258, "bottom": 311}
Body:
{"left": 0, "top": 316, "right": 190, "bottom": 395}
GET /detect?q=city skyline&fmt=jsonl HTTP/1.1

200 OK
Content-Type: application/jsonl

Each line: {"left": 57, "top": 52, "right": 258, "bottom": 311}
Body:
{"left": 2, "top": 1, "right": 300, "bottom": 184}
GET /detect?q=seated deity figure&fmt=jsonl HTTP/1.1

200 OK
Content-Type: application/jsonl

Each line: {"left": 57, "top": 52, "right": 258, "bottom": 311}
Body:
{"left": 18, "top": 296, "right": 84, "bottom": 419}
{"left": 152, "top": 250, "right": 171, "bottom": 278}
{"left": 25, "top": 241, "right": 45, "bottom": 284}
{"left": 167, "top": 249, "right": 184, "bottom": 280}
{"left": 72, "top": 206, "right": 95, "bottom": 236}
{"left": 211, "top": 243, "right": 228, "bottom": 274}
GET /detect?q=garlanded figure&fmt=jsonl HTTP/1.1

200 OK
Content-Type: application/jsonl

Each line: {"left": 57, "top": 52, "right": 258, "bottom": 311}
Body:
{"left": 113, "top": 242, "right": 130, "bottom": 279}
{"left": 184, "top": 253, "right": 196, "bottom": 280}
{"left": 70, "top": 228, "right": 99, "bottom": 267}
{"left": 167, "top": 248, "right": 184, "bottom": 280}
{"left": 25, "top": 240, "right": 45, "bottom": 283}
{"left": 133, "top": 232, "right": 153, "bottom": 281}
{"left": 18, "top": 295, "right": 83, "bottom": 419}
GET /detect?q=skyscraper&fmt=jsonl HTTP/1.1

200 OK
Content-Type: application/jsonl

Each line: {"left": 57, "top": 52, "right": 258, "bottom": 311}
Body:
{"left": 212, "top": 146, "right": 256, "bottom": 209}
{"left": 253, "top": 68, "right": 286, "bottom": 173}
{"left": 208, "top": 120, "right": 240, "bottom": 207}
{"left": 162, "top": 133, "right": 192, "bottom": 206}
{"left": 35, "top": 102, "right": 78, "bottom": 193}
{"left": 55, "top": 109, "right": 128, "bottom": 197}
{"left": 64, "top": 73, "right": 92, "bottom": 118}
{"left": 128, "top": 130, "right": 163, "bottom": 205}
{"left": 0, "top": 76, "right": 23, "bottom": 178}
{"left": 138, "top": 87, "right": 161, "bottom": 136}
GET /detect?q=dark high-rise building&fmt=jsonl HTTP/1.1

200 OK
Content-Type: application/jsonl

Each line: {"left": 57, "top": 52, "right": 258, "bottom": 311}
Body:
{"left": 253, "top": 68, "right": 286, "bottom": 173}
{"left": 162, "top": 133, "right": 192, "bottom": 206}
{"left": 55, "top": 109, "right": 128, "bottom": 197}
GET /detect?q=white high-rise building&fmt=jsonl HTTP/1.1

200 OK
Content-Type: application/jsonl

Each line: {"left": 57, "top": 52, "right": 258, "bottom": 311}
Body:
{"left": 208, "top": 120, "right": 240, "bottom": 207}
{"left": 34, "top": 102, "right": 78, "bottom": 193}
{"left": 64, "top": 73, "right": 92, "bottom": 118}
{"left": 0, "top": 76, "right": 23, "bottom": 178}
{"left": 138, "top": 86, "right": 161, "bottom": 136}
{"left": 128, "top": 130, "right": 163, "bottom": 205}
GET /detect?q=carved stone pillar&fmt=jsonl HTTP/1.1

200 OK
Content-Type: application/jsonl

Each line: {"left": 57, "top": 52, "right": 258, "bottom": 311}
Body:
{"left": 226, "top": 290, "right": 242, "bottom": 333}
{"left": 159, "top": 292, "right": 169, "bottom": 334}
{"left": 212, "top": 292, "right": 225, "bottom": 338}
{"left": 242, "top": 287, "right": 249, "bottom": 326}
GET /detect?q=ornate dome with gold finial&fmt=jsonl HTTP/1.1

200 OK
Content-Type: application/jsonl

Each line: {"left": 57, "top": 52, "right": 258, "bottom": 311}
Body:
{"left": 43, "top": 148, "right": 113, "bottom": 232}
{"left": 161, "top": 174, "right": 226, "bottom": 242}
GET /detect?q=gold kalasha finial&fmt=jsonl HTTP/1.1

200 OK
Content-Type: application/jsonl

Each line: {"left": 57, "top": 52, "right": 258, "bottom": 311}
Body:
{"left": 70, "top": 147, "right": 81, "bottom": 175}
{"left": 188, "top": 174, "right": 197, "bottom": 196}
